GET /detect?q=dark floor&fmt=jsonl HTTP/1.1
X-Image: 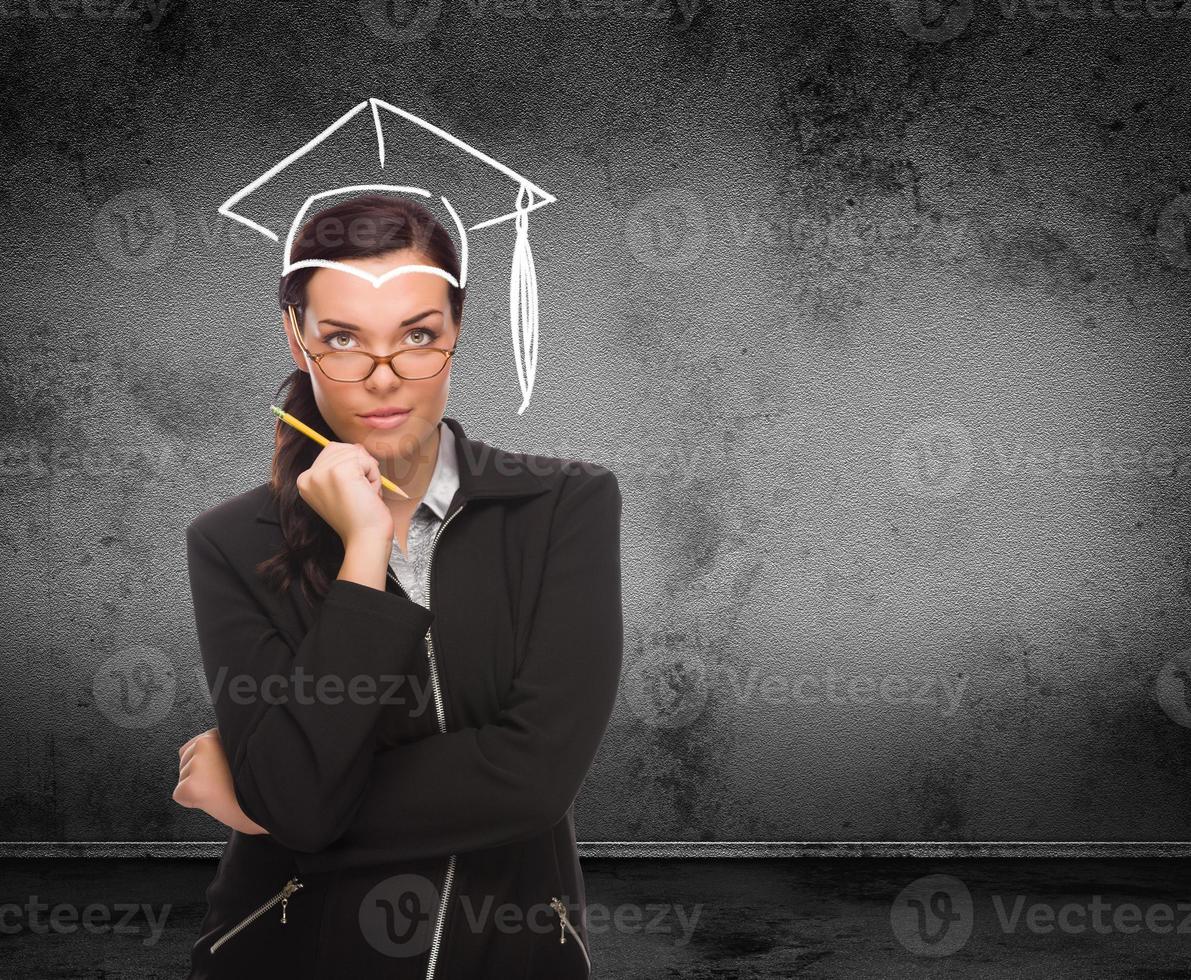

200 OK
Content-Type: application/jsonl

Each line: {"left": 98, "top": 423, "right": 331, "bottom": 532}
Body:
{"left": 1, "top": 858, "right": 1189, "bottom": 978}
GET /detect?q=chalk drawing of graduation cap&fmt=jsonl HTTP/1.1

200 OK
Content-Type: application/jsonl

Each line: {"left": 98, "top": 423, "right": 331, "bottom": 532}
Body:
{"left": 217, "top": 98, "right": 556, "bottom": 415}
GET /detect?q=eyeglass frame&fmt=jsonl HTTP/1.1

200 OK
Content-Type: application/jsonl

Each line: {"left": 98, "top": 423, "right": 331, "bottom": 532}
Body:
{"left": 285, "top": 303, "right": 457, "bottom": 382}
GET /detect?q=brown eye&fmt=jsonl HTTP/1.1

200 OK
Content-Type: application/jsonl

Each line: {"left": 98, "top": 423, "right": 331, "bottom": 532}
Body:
{"left": 407, "top": 327, "right": 438, "bottom": 346}
{"left": 324, "top": 331, "right": 355, "bottom": 349}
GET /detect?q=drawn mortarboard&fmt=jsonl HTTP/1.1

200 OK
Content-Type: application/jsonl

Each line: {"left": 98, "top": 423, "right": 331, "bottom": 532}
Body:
{"left": 217, "top": 97, "right": 556, "bottom": 415}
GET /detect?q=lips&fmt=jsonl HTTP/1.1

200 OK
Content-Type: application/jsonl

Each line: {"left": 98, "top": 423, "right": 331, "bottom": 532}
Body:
{"left": 357, "top": 407, "right": 413, "bottom": 430}
{"left": 358, "top": 408, "right": 411, "bottom": 418}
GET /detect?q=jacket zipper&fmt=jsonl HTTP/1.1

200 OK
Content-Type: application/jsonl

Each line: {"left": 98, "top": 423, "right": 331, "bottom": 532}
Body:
{"left": 209, "top": 876, "right": 303, "bottom": 954}
{"left": 549, "top": 896, "right": 592, "bottom": 974}
{"left": 389, "top": 501, "right": 466, "bottom": 980}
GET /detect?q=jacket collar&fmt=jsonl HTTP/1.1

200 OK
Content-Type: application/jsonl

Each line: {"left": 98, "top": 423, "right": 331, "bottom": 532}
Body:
{"left": 255, "top": 414, "right": 550, "bottom": 525}
{"left": 419, "top": 417, "right": 459, "bottom": 521}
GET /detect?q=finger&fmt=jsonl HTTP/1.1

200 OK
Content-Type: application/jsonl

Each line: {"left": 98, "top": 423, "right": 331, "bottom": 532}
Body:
{"left": 179, "top": 737, "right": 209, "bottom": 768}
{"left": 330, "top": 452, "right": 379, "bottom": 490}
{"left": 316, "top": 442, "right": 356, "bottom": 465}
{"left": 180, "top": 727, "right": 217, "bottom": 752}
{"left": 306, "top": 445, "right": 348, "bottom": 477}
{"left": 354, "top": 445, "right": 382, "bottom": 494}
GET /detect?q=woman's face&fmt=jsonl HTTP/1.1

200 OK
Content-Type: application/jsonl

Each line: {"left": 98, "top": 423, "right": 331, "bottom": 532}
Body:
{"left": 286, "top": 249, "right": 460, "bottom": 466}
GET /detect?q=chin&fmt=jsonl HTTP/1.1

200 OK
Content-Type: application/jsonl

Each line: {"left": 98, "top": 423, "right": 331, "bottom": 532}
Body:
{"left": 363, "top": 424, "right": 425, "bottom": 461}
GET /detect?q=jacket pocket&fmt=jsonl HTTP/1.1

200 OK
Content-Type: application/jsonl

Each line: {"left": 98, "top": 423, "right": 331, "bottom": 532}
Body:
{"left": 547, "top": 894, "right": 592, "bottom": 976}
{"left": 209, "top": 875, "right": 304, "bottom": 954}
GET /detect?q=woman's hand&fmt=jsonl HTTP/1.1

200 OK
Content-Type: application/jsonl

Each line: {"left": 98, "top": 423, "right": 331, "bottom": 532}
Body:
{"left": 296, "top": 442, "right": 394, "bottom": 547}
{"left": 173, "top": 728, "right": 270, "bottom": 836}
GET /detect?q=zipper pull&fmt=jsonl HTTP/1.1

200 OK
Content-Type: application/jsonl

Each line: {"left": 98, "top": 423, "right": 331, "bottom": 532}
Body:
{"left": 280, "top": 877, "right": 303, "bottom": 925}
{"left": 549, "top": 896, "right": 568, "bottom": 944}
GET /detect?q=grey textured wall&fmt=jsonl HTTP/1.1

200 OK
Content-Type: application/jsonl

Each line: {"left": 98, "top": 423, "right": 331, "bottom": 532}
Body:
{"left": 1, "top": 0, "right": 1189, "bottom": 847}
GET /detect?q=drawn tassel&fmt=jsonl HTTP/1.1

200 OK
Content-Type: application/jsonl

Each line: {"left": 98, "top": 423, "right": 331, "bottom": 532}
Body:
{"left": 510, "top": 183, "right": 539, "bottom": 415}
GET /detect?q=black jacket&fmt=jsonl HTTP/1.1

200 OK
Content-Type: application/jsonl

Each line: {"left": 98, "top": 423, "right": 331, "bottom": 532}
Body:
{"left": 183, "top": 415, "right": 622, "bottom": 980}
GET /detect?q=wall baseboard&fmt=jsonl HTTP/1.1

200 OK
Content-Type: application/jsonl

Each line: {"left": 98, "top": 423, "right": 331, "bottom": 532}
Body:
{"left": 1, "top": 841, "right": 1189, "bottom": 859}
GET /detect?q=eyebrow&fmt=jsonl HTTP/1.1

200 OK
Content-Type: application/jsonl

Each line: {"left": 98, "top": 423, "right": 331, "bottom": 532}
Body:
{"left": 317, "top": 309, "right": 444, "bottom": 332}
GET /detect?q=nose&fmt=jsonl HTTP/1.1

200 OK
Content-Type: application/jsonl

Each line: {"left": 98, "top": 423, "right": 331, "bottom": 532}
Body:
{"left": 365, "top": 357, "right": 405, "bottom": 388}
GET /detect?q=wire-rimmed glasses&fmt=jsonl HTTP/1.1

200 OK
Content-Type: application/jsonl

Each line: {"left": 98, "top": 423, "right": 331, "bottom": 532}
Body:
{"left": 286, "top": 304, "right": 456, "bottom": 382}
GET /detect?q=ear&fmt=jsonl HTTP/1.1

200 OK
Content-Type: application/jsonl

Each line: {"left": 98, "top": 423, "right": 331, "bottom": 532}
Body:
{"left": 283, "top": 307, "right": 309, "bottom": 374}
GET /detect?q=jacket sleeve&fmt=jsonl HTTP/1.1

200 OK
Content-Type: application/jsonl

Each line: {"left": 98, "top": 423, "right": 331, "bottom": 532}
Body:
{"left": 292, "top": 468, "right": 623, "bottom": 871}
{"left": 185, "top": 519, "right": 435, "bottom": 853}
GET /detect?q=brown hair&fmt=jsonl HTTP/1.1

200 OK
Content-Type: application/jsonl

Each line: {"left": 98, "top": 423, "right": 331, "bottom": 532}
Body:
{"left": 256, "top": 193, "right": 465, "bottom": 606}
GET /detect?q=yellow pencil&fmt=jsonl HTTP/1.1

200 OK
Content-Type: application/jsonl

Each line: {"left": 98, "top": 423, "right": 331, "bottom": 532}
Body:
{"left": 270, "top": 404, "right": 409, "bottom": 498}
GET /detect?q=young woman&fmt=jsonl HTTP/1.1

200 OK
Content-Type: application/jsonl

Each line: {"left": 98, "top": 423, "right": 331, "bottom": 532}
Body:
{"left": 173, "top": 193, "right": 622, "bottom": 978}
